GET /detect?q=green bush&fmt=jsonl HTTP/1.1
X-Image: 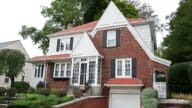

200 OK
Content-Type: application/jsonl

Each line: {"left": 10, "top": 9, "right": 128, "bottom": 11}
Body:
{"left": 168, "top": 62, "right": 192, "bottom": 93}
{"left": 8, "top": 93, "right": 74, "bottom": 108}
{"left": 56, "top": 89, "right": 67, "bottom": 97}
{"left": 141, "top": 87, "right": 158, "bottom": 98}
{"left": 188, "top": 63, "right": 192, "bottom": 85}
{"left": 27, "top": 87, "right": 35, "bottom": 93}
{"left": 7, "top": 88, "right": 17, "bottom": 97}
{"left": 36, "top": 81, "right": 47, "bottom": 89}
{"left": 141, "top": 88, "right": 158, "bottom": 108}
{"left": 36, "top": 88, "right": 51, "bottom": 96}
{"left": 0, "top": 87, "right": 6, "bottom": 96}
{"left": 14, "top": 81, "right": 30, "bottom": 93}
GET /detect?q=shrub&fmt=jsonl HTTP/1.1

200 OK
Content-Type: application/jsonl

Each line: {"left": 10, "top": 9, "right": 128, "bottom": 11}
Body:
{"left": 56, "top": 89, "right": 67, "bottom": 97}
{"left": 36, "top": 88, "right": 51, "bottom": 96}
{"left": 141, "top": 87, "right": 158, "bottom": 98}
{"left": 73, "top": 87, "right": 82, "bottom": 98}
{"left": 27, "top": 87, "right": 35, "bottom": 93}
{"left": 13, "top": 81, "right": 30, "bottom": 93}
{"left": 168, "top": 62, "right": 192, "bottom": 93}
{"left": 188, "top": 63, "right": 192, "bottom": 85}
{"left": 7, "top": 88, "right": 17, "bottom": 97}
{"left": 51, "top": 88, "right": 56, "bottom": 95}
{"left": 141, "top": 88, "right": 158, "bottom": 108}
{"left": 36, "top": 81, "right": 46, "bottom": 88}
{"left": 0, "top": 87, "right": 6, "bottom": 96}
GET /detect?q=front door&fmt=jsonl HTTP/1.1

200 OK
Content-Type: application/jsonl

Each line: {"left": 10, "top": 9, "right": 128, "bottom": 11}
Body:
{"left": 80, "top": 63, "right": 87, "bottom": 85}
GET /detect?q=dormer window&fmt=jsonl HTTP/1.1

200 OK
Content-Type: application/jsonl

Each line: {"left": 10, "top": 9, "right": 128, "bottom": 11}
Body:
{"left": 107, "top": 30, "right": 116, "bottom": 47}
{"left": 103, "top": 29, "right": 120, "bottom": 48}
{"left": 56, "top": 37, "right": 73, "bottom": 52}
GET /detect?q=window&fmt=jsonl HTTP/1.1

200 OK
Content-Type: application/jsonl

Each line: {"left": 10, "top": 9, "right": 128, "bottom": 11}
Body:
{"left": 59, "top": 38, "right": 71, "bottom": 51}
{"left": 54, "top": 62, "right": 71, "bottom": 78}
{"left": 22, "top": 76, "right": 25, "bottom": 81}
{"left": 34, "top": 64, "right": 44, "bottom": 78}
{"left": 107, "top": 30, "right": 116, "bottom": 47}
{"left": 115, "top": 58, "right": 132, "bottom": 78}
{"left": 73, "top": 61, "right": 79, "bottom": 83}
{"left": 89, "top": 61, "right": 96, "bottom": 83}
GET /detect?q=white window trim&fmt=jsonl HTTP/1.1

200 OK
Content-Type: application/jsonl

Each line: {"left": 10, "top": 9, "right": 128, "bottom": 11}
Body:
{"left": 115, "top": 58, "right": 132, "bottom": 78}
{"left": 59, "top": 37, "right": 71, "bottom": 51}
{"left": 53, "top": 62, "right": 71, "bottom": 78}
{"left": 107, "top": 30, "right": 116, "bottom": 47}
{"left": 34, "top": 64, "right": 45, "bottom": 78}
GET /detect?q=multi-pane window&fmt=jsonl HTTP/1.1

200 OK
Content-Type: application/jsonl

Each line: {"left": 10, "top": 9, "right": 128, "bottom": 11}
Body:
{"left": 73, "top": 61, "right": 79, "bottom": 83}
{"left": 89, "top": 61, "right": 96, "bottom": 83}
{"left": 59, "top": 38, "right": 70, "bottom": 51}
{"left": 54, "top": 63, "right": 71, "bottom": 78}
{"left": 66, "top": 63, "right": 71, "bottom": 77}
{"left": 97, "top": 59, "right": 101, "bottom": 84}
{"left": 54, "top": 64, "right": 59, "bottom": 77}
{"left": 115, "top": 58, "right": 132, "bottom": 78}
{"left": 107, "top": 30, "right": 116, "bottom": 47}
{"left": 34, "top": 64, "right": 44, "bottom": 78}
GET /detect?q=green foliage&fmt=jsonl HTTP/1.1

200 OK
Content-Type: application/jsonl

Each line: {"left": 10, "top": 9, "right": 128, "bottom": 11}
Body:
{"left": 36, "top": 88, "right": 51, "bottom": 96}
{"left": 141, "top": 87, "right": 158, "bottom": 99}
{"left": 168, "top": 62, "right": 192, "bottom": 93}
{"left": 141, "top": 88, "right": 158, "bottom": 108}
{"left": 7, "top": 88, "right": 17, "bottom": 97}
{"left": 13, "top": 81, "right": 30, "bottom": 93}
{"left": 162, "top": 0, "right": 192, "bottom": 63}
{"left": 8, "top": 93, "right": 74, "bottom": 108}
{"left": 0, "top": 49, "right": 25, "bottom": 87}
{"left": 188, "top": 63, "right": 192, "bottom": 85}
{"left": 55, "top": 89, "right": 67, "bottom": 97}
{"left": 19, "top": 0, "right": 148, "bottom": 54}
{"left": 36, "top": 81, "right": 46, "bottom": 89}
{"left": 0, "top": 87, "right": 6, "bottom": 96}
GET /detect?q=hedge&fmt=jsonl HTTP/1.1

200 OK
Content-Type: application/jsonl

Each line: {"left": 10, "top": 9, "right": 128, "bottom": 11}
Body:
{"left": 141, "top": 88, "right": 158, "bottom": 108}
{"left": 13, "top": 81, "right": 30, "bottom": 93}
{"left": 168, "top": 62, "right": 192, "bottom": 93}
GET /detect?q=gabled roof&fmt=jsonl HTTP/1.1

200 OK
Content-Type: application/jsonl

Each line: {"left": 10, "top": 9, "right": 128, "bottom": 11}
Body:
{"left": 0, "top": 40, "right": 20, "bottom": 48}
{"left": 104, "top": 78, "right": 143, "bottom": 87}
{"left": 50, "top": 18, "right": 145, "bottom": 37}
{"left": 30, "top": 54, "right": 70, "bottom": 62}
{"left": 94, "top": 1, "right": 129, "bottom": 29}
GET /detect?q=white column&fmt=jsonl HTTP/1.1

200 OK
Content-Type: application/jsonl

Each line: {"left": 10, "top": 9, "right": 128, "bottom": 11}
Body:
{"left": 70, "top": 58, "right": 74, "bottom": 86}
{"left": 94, "top": 56, "right": 98, "bottom": 86}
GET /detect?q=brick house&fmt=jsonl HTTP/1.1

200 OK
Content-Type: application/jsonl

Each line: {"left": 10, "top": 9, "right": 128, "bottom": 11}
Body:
{"left": 29, "top": 1, "right": 171, "bottom": 108}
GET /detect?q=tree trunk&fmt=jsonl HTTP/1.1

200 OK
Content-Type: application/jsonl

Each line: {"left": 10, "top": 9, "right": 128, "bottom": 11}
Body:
{"left": 10, "top": 76, "right": 15, "bottom": 88}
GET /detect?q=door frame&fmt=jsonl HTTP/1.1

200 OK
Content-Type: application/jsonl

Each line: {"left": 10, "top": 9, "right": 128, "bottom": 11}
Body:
{"left": 80, "top": 63, "right": 88, "bottom": 86}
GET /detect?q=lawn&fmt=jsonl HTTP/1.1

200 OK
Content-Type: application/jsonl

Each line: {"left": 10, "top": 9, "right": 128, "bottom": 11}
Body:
{"left": 8, "top": 93, "right": 74, "bottom": 108}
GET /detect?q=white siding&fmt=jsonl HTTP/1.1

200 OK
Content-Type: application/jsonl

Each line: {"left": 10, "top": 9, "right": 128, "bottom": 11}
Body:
{"left": 133, "top": 24, "right": 153, "bottom": 52}
{"left": 48, "top": 33, "right": 83, "bottom": 55}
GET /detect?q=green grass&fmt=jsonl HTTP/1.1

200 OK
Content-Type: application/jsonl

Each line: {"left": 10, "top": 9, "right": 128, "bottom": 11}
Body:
{"left": 8, "top": 93, "right": 74, "bottom": 108}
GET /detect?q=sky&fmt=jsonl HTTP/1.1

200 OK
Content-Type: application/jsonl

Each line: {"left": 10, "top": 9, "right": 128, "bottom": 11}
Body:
{"left": 0, "top": 0, "right": 180, "bottom": 57}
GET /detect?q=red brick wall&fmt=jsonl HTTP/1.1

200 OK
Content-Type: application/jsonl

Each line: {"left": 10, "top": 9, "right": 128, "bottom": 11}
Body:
{"left": 46, "top": 63, "right": 69, "bottom": 89}
{"left": 92, "top": 27, "right": 169, "bottom": 95}
{"left": 57, "top": 97, "right": 108, "bottom": 108}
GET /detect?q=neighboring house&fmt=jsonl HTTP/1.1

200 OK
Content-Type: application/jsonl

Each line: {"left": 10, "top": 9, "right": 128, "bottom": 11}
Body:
{"left": 0, "top": 40, "right": 32, "bottom": 88}
{"left": 29, "top": 1, "right": 171, "bottom": 108}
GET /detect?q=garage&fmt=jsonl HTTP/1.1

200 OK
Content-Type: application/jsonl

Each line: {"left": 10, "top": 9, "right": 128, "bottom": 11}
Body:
{"left": 105, "top": 78, "right": 143, "bottom": 108}
{"left": 111, "top": 93, "right": 140, "bottom": 108}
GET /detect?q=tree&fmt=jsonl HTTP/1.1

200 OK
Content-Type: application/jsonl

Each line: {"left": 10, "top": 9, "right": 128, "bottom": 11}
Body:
{"left": 20, "top": 0, "right": 153, "bottom": 54}
{"left": 0, "top": 49, "right": 25, "bottom": 87}
{"left": 83, "top": 0, "right": 139, "bottom": 23}
{"left": 162, "top": 0, "right": 192, "bottom": 63}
